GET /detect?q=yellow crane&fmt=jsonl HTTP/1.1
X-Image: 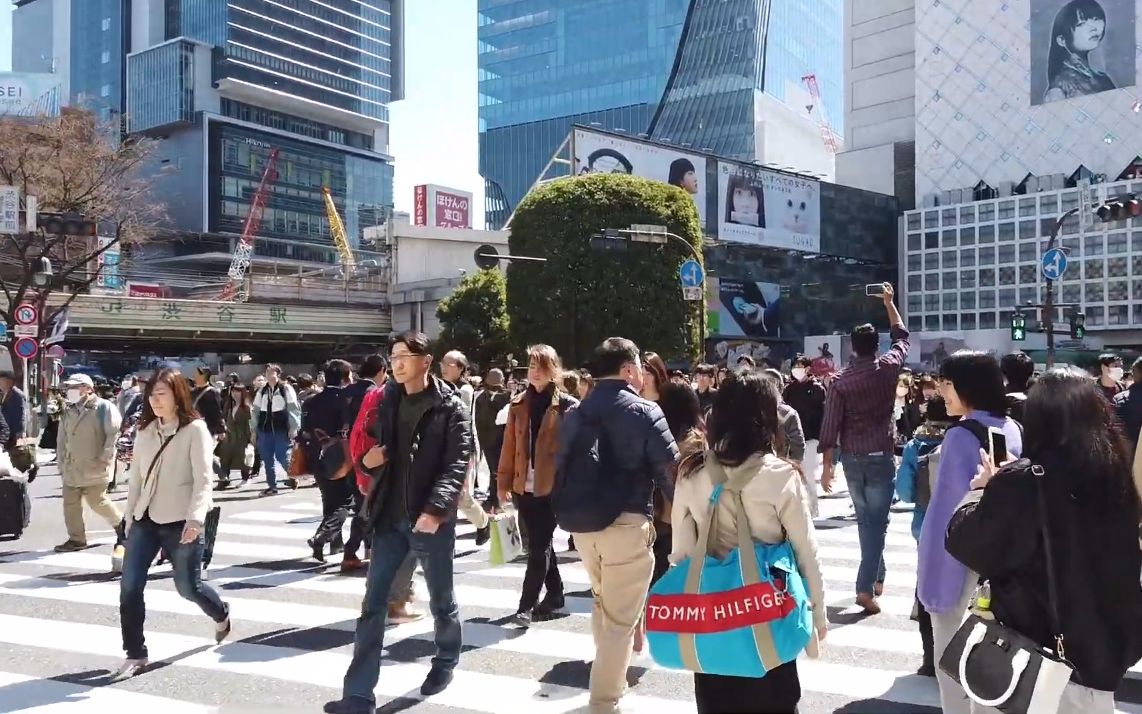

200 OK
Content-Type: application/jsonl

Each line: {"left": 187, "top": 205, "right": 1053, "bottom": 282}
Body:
{"left": 322, "top": 186, "right": 356, "bottom": 271}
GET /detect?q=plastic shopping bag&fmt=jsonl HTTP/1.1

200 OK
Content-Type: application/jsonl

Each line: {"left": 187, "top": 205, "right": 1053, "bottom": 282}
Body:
{"left": 488, "top": 510, "right": 523, "bottom": 566}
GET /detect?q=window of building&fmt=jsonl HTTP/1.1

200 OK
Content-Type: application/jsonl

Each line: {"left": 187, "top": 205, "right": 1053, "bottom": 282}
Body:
{"left": 979, "top": 245, "right": 996, "bottom": 264}
{"left": 1085, "top": 234, "right": 1104, "bottom": 256}
{"left": 1108, "top": 280, "right": 1128, "bottom": 301}
{"left": 924, "top": 294, "right": 940, "bottom": 311}
{"left": 999, "top": 266, "right": 1016, "bottom": 285}
{"left": 980, "top": 268, "right": 995, "bottom": 286}
{"left": 1087, "top": 306, "right": 1105, "bottom": 326}
{"left": 1133, "top": 305, "right": 1142, "bottom": 325}
{"left": 1018, "top": 265, "right": 1037, "bottom": 284}
{"left": 943, "top": 314, "right": 958, "bottom": 330}
{"left": 980, "top": 312, "right": 997, "bottom": 329}
{"left": 1016, "top": 198, "right": 1035, "bottom": 217}
{"left": 925, "top": 253, "right": 938, "bottom": 270}
{"left": 942, "top": 250, "right": 957, "bottom": 268}
{"left": 101, "top": 51, "right": 110, "bottom": 64}
{"left": 1085, "top": 259, "right": 1104, "bottom": 279}
{"left": 908, "top": 233, "right": 921, "bottom": 251}
{"left": 1109, "top": 256, "right": 1128, "bottom": 277}
{"left": 942, "top": 229, "right": 957, "bottom": 247}
{"left": 943, "top": 293, "right": 957, "bottom": 310}
{"left": 925, "top": 315, "right": 940, "bottom": 330}
{"left": 908, "top": 254, "right": 922, "bottom": 272}
{"left": 942, "top": 208, "right": 957, "bottom": 226}
{"left": 960, "top": 226, "right": 976, "bottom": 245}
{"left": 960, "top": 248, "right": 976, "bottom": 267}
{"left": 998, "top": 201, "right": 1016, "bottom": 219}
{"left": 998, "top": 288, "right": 1016, "bottom": 307}
{"left": 1108, "top": 233, "right": 1127, "bottom": 255}
{"left": 998, "top": 222, "right": 1016, "bottom": 242}
{"left": 979, "top": 224, "right": 995, "bottom": 243}
{"left": 962, "top": 313, "right": 977, "bottom": 330}
{"left": 980, "top": 290, "right": 996, "bottom": 308}
{"left": 1085, "top": 282, "right": 1105, "bottom": 302}
{"left": 102, "top": 17, "right": 111, "bottom": 30}
{"left": 925, "top": 232, "right": 939, "bottom": 249}
{"left": 1039, "top": 217, "right": 1056, "bottom": 236}
{"left": 944, "top": 271, "right": 958, "bottom": 289}
{"left": 979, "top": 203, "right": 996, "bottom": 222}
{"left": 1019, "top": 220, "right": 1037, "bottom": 240}
{"left": 1039, "top": 195, "right": 1058, "bottom": 214}
{"left": 1133, "top": 255, "right": 1142, "bottom": 276}
{"left": 998, "top": 244, "right": 1016, "bottom": 263}
{"left": 924, "top": 211, "right": 938, "bottom": 228}
{"left": 999, "top": 309, "right": 1015, "bottom": 327}
{"left": 1019, "top": 242, "right": 1038, "bottom": 262}
{"left": 1133, "top": 231, "right": 1142, "bottom": 253}
{"left": 907, "top": 294, "right": 922, "bottom": 313}
{"left": 907, "top": 213, "right": 921, "bottom": 231}
{"left": 909, "top": 315, "right": 924, "bottom": 331}
{"left": 100, "top": 84, "right": 110, "bottom": 97}
{"left": 1060, "top": 190, "right": 1079, "bottom": 212}
{"left": 1062, "top": 284, "right": 1082, "bottom": 303}
{"left": 908, "top": 274, "right": 922, "bottom": 292}
{"left": 961, "top": 292, "right": 976, "bottom": 309}
{"left": 960, "top": 269, "right": 976, "bottom": 288}
{"left": 960, "top": 206, "right": 975, "bottom": 223}
{"left": 1018, "top": 287, "right": 1037, "bottom": 304}
{"left": 1062, "top": 237, "right": 1081, "bottom": 256}
{"left": 925, "top": 274, "right": 939, "bottom": 291}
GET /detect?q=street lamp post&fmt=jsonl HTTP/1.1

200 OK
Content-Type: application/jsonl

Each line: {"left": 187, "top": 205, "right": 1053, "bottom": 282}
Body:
{"left": 31, "top": 256, "right": 53, "bottom": 437}
{"left": 1043, "top": 207, "right": 1079, "bottom": 368}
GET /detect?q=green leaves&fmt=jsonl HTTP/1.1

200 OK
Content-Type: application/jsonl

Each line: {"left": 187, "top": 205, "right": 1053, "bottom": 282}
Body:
{"left": 507, "top": 173, "right": 703, "bottom": 366}
{"left": 435, "top": 268, "right": 512, "bottom": 371}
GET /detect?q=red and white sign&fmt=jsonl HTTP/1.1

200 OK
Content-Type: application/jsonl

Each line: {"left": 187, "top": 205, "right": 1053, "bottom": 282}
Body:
{"left": 413, "top": 184, "right": 428, "bottom": 226}
{"left": 13, "top": 303, "right": 37, "bottom": 326}
{"left": 127, "top": 282, "right": 164, "bottom": 298}
{"left": 413, "top": 184, "right": 473, "bottom": 229}
{"left": 644, "top": 580, "right": 795, "bottom": 634}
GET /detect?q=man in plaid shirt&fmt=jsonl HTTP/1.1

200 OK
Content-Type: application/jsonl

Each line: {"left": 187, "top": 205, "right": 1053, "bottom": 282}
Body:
{"left": 819, "top": 283, "right": 911, "bottom": 615}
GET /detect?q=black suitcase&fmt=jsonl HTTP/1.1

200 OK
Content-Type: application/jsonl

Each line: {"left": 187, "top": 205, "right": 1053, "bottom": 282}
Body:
{"left": 156, "top": 506, "right": 221, "bottom": 568}
{"left": 0, "top": 476, "right": 31, "bottom": 538}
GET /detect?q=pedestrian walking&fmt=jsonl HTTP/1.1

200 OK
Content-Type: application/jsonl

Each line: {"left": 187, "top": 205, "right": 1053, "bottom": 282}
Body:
{"left": 214, "top": 383, "right": 252, "bottom": 489}
{"left": 340, "top": 353, "right": 386, "bottom": 571}
{"left": 0, "top": 371, "right": 34, "bottom": 480}
{"left": 251, "top": 364, "right": 301, "bottom": 495}
{"left": 300, "top": 359, "right": 355, "bottom": 562}
{"left": 474, "top": 368, "right": 510, "bottom": 508}
{"left": 783, "top": 355, "right": 826, "bottom": 517}
{"left": 116, "top": 368, "right": 231, "bottom": 680}
{"left": 440, "top": 349, "right": 490, "bottom": 544}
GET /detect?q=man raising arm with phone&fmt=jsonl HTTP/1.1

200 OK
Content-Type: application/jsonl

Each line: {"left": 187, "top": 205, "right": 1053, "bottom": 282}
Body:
{"left": 818, "top": 283, "right": 910, "bottom": 615}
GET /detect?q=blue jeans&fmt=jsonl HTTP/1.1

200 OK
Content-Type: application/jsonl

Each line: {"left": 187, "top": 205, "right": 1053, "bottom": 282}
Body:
{"left": 256, "top": 430, "right": 291, "bottom": 489}
{"left": 342, "top": 518, "right": 462, "bottom": 705}
{"left": 120, "top": 515, "right": 228, "bottom": 660}
{"left": 841, "top": 453, "right": 895, "bottom": 596}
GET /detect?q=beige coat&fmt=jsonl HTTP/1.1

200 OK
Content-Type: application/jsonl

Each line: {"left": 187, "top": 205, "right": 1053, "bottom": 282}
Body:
{"left": 57, "top": 395, "right": 120, "bottom": 488}
{"left": 670, "top": 452, "right": 828, "bottom": 641}
{"left": 127, "top": 418, "right": 214, "bottom": 528}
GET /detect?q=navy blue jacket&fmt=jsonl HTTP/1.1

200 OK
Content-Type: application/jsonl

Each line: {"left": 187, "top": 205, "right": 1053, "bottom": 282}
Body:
{"left": 557, "top": 379, "right": 679, "bottom": 518}
{"left": 1, "top": 387, "right": 25, "bottom": 438}
{"left": 1114, "top": 386, "right": 1142, "bottom": 448}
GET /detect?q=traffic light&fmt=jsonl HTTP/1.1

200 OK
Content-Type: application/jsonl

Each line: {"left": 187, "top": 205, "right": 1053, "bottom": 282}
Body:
{"left": 1095, "top": 194, "right": 1142, "bottom": 223}
{"left": 1069, "top": 312, "right": 1086, "bottom": 339}
{"left": 1010, "top": 312, "right": 1026, "bottom": 342}
{"left": 37, "top": 212, "right": 97, "bottom": 236}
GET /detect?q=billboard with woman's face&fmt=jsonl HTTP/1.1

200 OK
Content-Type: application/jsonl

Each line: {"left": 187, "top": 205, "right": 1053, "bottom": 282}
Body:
{"left": 1030, "top": 0, "right": 1136, "bottom": 105}
{"left": 716, "top": 162, "right": 821, "bottom": 252}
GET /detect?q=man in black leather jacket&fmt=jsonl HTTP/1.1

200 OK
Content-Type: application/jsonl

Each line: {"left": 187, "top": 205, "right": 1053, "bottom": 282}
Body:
{"left": 326, "top": 331, "right": 470, "bottom": 714}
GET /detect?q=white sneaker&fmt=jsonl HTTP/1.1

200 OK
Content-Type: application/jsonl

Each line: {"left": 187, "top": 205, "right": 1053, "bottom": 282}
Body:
{"left": 111, "top": 658, "right": 147, "bottom": 681}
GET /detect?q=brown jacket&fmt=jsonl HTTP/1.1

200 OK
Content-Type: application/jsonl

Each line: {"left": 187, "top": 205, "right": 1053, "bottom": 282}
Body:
{"left": 497, "top": 387, "right": 577, "bottom": 497}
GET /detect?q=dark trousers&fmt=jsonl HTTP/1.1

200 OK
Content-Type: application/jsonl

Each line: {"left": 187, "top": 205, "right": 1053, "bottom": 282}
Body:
{"left": 515, "top": 492, "right": 562, "bottom": 612}
{"left": 694, "top": 660, "right": 800, "bottom": 714}
{"left": 343, "top": 486, "right": 367, "bottom": 558}
{"left": 480, "top": 431, "right": 503, "bottom": 506}
{"left": 314, "top": 476, "right": 353, "bottom": 546}
{"left": 120, "top": 515, "right": 228, "bottom": 660}
{"left": 341, "top": 519, "right": 461, "bottom": 705}
{"left": 914, "top": 589, "right": 934, "bottom": 664}
{"left": 651, "top": 520, "right": 671, "bottom": 585}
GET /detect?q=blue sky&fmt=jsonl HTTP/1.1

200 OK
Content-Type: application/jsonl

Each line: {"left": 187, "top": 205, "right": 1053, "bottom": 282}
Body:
{"left": 0, "top": 2, "right": 483, "bottom": 222}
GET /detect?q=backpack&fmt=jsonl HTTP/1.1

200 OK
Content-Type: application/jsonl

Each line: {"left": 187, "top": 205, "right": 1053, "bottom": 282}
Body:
{"left": 1005, "top": 392, "right": 1027, "bottom": 424}
{"left": 915, "top": 419, "right": 989, "bottom": 509}
{"left": 552, "top": 412, "right": 627, "bottom": 534}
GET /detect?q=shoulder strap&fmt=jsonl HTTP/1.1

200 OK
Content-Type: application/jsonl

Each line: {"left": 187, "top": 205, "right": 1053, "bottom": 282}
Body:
{"left": 143, "top": 426, "right": 181, "bottom": 486}
{"left": 688, "top": 452, "right": 764, "bottom": 588}
{"left": 1030, "top": 462, "right": 1066, "bottom": 657}
{"left": 949, "top": 418, "right": 989, "bottom": 447}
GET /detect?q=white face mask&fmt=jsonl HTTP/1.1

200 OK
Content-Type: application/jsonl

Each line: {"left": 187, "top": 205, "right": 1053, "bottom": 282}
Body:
{"left": 66, "top": 389, "right": 82, "bottom": 404}
{"left": 1109, "top": 367, "right": 1125, "bottom": 381}
{"left": 791, "top": 368, "right": 807, "bottom": 381}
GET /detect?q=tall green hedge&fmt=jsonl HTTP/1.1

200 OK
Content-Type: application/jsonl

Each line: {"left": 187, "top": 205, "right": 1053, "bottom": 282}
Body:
{"left": 507, "top": 173, "right": 704, "bottom": 366}
{"left": 436, "top": 268, "right": 512, "bottom": 371}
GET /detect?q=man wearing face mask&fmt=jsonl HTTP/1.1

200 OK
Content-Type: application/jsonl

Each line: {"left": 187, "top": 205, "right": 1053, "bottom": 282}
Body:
{"left": 1096, "top": 353, "right": 1126, "bottom": 404}
{"left": 116, "top": 376, "right": 140, "bottom": 416}
{"left": 55, "top": 374, "right": 125, "bottom": 565}
{"left": 783, "top": 355, "right": 826, "bottom": 517}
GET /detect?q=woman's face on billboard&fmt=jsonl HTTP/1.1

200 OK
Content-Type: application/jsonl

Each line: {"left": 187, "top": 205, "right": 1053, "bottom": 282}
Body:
{"left": 681, "top": 170, "right": 699, "bottom": 193}
{"left": 732, "top": 186, "right": 758, "bottom": 215}
{"left": 1062, "top": 14, "right": 1105, "bottom": 53}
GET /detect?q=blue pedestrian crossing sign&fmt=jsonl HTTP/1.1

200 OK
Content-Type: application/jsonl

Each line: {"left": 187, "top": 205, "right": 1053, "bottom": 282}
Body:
{"left": 679, "top": 259, "right": 704, "bottom": 288}
{"left": 1041, "top": 248, "right": 1068, "bottom": 281}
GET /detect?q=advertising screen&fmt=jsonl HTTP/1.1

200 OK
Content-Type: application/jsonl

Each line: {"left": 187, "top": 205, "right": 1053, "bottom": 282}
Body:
{"left": 1030, "top": 0, "right": 1135, "bottom": 106}
{"left": 716, "top": 162, "right": 820, "bottom": 252}
{"left": 712, "top": 277, "right": 783, "bottom": 339}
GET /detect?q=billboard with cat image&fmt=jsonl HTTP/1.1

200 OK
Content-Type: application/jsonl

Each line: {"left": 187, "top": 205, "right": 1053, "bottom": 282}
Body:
{"left": 717, "top": 161, "right": 820, "bottom": 252}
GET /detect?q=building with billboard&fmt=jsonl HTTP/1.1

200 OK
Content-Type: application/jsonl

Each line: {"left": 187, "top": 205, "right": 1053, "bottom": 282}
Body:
{"left": 840, "top": 0, "right": 1142, "bottom": 349}
{"left": 478, "top": 0, "right": 843, "bottom": 229}
{"left": 12, "top": 0, "right": 404, "bottom": 266}
{"left": 413, "top": 185, "right": 474, "bottom": 229}
{"left": 532, "top": 127, "right": 898, "bottom": 364}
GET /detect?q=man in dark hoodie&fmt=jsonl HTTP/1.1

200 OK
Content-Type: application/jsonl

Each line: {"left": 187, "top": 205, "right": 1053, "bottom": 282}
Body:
{"left": 325, "top": 331, "right": 470, "bottom": 714}
{"left": 1116, "top": 357, "right": 1142, "bottom": 453}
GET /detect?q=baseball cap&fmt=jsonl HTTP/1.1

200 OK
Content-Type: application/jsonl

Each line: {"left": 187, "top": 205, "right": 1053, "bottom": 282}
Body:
{"left": 63, "top": 374, "right": 95, "bottom": 388}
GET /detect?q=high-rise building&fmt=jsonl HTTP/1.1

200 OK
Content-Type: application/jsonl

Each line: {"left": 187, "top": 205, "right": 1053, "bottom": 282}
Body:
{"left": 12, "top": 0, "right": 404, "bottom": 257}
{"left": 478, "top": 0, "right": 843, "bottom": 228}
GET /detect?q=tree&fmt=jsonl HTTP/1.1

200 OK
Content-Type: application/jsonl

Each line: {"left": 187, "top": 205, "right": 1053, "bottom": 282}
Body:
{"left": 0, "top": 110, "right": 163, "bottom": 372}
{"left": 436, "top": 267, "right": 512, "bottom": 372}
{"left": 507, "top": 172, "right": 703, "bottom": 366}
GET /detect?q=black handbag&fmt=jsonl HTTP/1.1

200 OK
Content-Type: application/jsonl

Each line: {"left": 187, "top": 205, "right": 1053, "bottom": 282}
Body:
{"left": 939, "top": 463, "right": 1074, "bottom": 713}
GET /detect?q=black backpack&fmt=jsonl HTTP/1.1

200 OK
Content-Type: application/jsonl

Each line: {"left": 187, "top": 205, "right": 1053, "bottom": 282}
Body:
{"left": 915, "top": 419, "right": 990, "bottom": 508}
{"left": 552, "top": 412, "right": 627, "bottom": 533}
{"left": 1005, "top": 392, "right": 1027, "bottom": 424}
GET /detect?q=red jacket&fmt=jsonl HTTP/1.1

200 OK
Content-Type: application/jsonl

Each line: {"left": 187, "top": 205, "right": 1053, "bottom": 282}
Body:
{"left": 349, "top": 387, "right": 384, "bottom": 494}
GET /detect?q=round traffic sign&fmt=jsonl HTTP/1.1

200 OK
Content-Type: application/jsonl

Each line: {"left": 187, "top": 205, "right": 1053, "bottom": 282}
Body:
{"left": 1041, "top": 248, "right": 1068, "bottom": 281}
{"left": 679, "top": 259, "right": 705, "bottom": 288}
{"left": 14, "top": 303, "right": 38, "bottom": 326}
{"left": 13, "top": 337, "right": 38, "bottom": 360}
{"left": 47, "top": 344, "right": 65, "bottom": 359}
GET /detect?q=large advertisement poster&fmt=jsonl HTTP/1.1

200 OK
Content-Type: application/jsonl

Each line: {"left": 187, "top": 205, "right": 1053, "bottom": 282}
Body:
{"left": 712, "top": 278, "right": 782, "bottom": 338}
{"left": 0, "top": 73, "right": 62, "bottom": 117}
{"left": 717, "top": 162, "right": 821, "bottom": 252}
{"left": 1030, "top": 0, "right": 1136, "bottom": 106}
{"left": 572, "top": 129, "right": 706, "bottom": 226}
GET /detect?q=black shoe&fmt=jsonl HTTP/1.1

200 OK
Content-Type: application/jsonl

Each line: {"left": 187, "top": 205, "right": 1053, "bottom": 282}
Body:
{"left": 474, "top": 525, "right": 491, "bottom": 547}
{"left": 214, "top": 480, "right": 231, "bottom": 491}
{"left": 323, "top": 698, "right": 372, "bottom": 714}
{"left": 917, "top": 660, "right": 935, "bottom": 677}
{"left": 26, "top": 465, "right": 37, "bottom": 483}
{"left": 285, "top": 478, "right": 299, "bottom": 490}
{"left": 508, "top": 610, "right": 532, "bottom": 628}
{"left": 420, "top": 667, "right": 454, "bottom": 697}
{"left": 307, "top": 537, "right": 326, "bottom": 563}
{"left": 534, "top": 592, "right": 566, "bottom": 617}
{"left": 260, "top": 488, "right": 278, "bottom": 497}
{"left": 330, "top": 536, "right": 344, "bottom": 555}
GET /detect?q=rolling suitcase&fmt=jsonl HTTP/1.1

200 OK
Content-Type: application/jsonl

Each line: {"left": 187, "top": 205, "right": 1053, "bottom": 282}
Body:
{"left": 0, "top": 476, "right": 31, "bottom": 538}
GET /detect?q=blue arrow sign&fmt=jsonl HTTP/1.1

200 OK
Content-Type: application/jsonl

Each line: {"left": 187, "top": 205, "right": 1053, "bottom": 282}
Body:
{"left": 0, "top": 324, "right": 8, "bottom": 339}
{"left": 1041, "top": 247, "right": 1068, "bottom": 281}
{"left": 679, "top": 259, "right": 704, "bottom": 288}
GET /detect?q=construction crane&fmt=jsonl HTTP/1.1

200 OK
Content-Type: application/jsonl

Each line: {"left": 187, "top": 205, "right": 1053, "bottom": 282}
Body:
{"left": 219, "top": 148, "right": 280, "bottom": 302}
{"left": 801, "top": 74, "right": 838, "bottom": 155}
{"left": 321, "top": 186, "right": 356, "bottom": 272}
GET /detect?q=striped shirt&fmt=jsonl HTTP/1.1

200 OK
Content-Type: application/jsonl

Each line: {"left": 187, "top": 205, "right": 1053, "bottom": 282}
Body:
{"left": 817, "top": 324, "right": 911, "bottom": 456}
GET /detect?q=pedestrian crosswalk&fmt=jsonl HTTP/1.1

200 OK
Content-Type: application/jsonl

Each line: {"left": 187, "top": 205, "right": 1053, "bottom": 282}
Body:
{"left": 2, "top": 488, "right": 1142, "bottom": 713}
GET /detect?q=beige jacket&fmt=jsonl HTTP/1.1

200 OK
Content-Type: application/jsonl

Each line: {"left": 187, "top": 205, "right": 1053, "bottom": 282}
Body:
{"left": 670, "top": 452, "right": 828, "bottom": 639}
{"left": 57, "top": 395, "right": 120, "bottom": 488}
{"left": 126, "top": 418, "right": 214, "bottom": 528}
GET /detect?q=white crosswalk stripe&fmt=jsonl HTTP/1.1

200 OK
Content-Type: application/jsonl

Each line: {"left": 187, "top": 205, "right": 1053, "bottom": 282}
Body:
{"left": 1, "top": 488, "right": 1140, "bottom": 713}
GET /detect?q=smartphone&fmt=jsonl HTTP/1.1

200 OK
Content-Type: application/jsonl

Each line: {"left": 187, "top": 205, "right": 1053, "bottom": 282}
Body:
{"left": 865, "top": 283, "right": 886, "bottom": 297}
{"left": 987, "top": 427, "right": 1008, "bottom": 466}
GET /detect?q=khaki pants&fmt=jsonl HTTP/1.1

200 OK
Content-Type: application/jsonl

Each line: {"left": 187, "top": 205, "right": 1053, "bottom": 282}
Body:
{"left": 572, "top": 513, "right": 654, "bottom": 713}
{"left": 63, "top": 483, "right": 122, "bottom": 544}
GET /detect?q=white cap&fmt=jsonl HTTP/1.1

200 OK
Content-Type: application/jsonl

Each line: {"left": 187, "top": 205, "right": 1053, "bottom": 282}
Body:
{"left": 63, "top": 374, "right": 94, "bottom": 388}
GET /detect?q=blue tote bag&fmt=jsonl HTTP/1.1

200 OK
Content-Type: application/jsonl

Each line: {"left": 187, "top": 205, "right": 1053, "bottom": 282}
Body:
{"left": 646, "top": 454, "right": 813, "bottom": 678}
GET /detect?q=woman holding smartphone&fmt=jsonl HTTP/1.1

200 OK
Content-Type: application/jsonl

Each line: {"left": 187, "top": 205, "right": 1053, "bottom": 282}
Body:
{"left": 917, "top": 351, "right": 1022, "bottom": 714}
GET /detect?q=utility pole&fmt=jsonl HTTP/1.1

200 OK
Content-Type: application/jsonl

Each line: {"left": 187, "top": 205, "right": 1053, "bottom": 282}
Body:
{"left": 1043, "top": 206, "right": 1079, "bottom": 368}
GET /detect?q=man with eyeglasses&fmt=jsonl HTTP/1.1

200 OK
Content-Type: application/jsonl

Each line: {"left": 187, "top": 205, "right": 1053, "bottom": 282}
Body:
{"left": 325, "top": 331, "right": 470, "bottom": 713}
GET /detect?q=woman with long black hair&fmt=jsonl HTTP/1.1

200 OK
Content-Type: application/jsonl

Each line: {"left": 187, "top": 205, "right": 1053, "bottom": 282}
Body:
{"left": 946, "top": 368, "right": 1142, "bottom": 713}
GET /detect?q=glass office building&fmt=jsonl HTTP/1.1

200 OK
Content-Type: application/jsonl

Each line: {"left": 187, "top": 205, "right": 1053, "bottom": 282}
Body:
{"left": 70, "top": 0, "right": 129, "bottom": 122}
{"left": 478, "top": 0, "right": 843, "bottom": 228}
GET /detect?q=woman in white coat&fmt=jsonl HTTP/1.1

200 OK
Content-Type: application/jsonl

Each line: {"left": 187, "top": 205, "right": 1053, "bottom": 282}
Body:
{"left": 116, "top": 368, "right": 231, "bottom": 680}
